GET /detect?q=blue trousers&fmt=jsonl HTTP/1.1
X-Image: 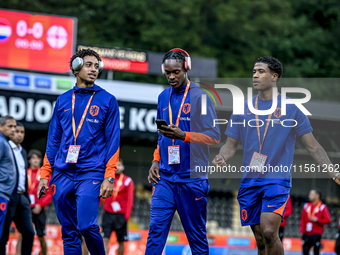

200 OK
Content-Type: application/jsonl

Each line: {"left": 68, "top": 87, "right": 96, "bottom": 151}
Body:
{"left": 0, "top": 194, "right": 34, "bottom": 255}
{"left": 145, "top": 179, "right": 210, "bottom": 255}
{"left": 50, "top": 171, "right": 104, "bottom": 255}
{"left": 0, "top": 197, "right": 8, "bottom": 239}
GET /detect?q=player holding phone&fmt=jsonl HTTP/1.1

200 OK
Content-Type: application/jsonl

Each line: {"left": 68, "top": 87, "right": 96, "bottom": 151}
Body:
{"left": 146, "top": 48, "right": 220, "bottom": 254}
{"left": 155, "top": 119, "right": 168, "bottom": 130}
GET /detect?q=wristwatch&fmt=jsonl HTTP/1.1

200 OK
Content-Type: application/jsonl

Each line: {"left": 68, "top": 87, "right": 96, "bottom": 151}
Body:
{"left": 332, "top": 173, "right": 340, "bottom": 181}
{"left": 105, "top": 177, "right": 115, "bottom": 184}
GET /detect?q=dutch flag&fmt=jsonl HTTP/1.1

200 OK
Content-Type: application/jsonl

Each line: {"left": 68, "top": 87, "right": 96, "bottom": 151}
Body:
{"left": 0, "top": 72, "right": 10, "bottom": 86}
{"left": 0, "top": 20, "right": 12, "bottom": 42}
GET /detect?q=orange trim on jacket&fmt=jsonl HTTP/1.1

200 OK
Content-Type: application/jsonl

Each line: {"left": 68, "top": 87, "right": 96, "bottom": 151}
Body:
{"left": 153, "top": 145, "right": 161, "bottom": 162}
{"left": 40, "top": 154, "right": 52, "bottom": 179}
{"left": 183, "top": 132, "right": 220, "bottom": 145}
{"left": 105, "top": 147, "right": 120, "bottom": 179}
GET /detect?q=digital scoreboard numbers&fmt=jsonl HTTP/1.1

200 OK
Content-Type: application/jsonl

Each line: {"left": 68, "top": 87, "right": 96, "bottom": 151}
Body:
{"left": 0, "top": 9, "right": 77, "bottom": 73}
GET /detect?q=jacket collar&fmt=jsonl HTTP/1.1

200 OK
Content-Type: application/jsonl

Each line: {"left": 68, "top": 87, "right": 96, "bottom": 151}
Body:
{"left": 0, "top": 132, "right": 9, "bottom": 141}
{"left": 172, "top": 80, "right": 197, "bottom": 93}
{"left": 73, "top": 84, "right": 102, "bottom": 93}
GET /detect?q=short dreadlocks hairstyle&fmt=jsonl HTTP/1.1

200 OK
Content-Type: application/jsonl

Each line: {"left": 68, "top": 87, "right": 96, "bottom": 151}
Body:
{"left": 255, "top": 56, "right": 283, "bottom": 80}
{"left": 70, "top": 49, "right": 102, "bottom": 76}
{"left": 162, "top": 50, "right": 187, "bottom": 70}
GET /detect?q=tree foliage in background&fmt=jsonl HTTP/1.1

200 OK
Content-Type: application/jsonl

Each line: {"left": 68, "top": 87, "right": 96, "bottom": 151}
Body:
{"left": 1, "top": 0, "right": 340, "bottom": 100}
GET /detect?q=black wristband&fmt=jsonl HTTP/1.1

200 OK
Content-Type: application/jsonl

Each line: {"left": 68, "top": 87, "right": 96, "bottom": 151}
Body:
{"left": 219, "top": 154, "right": 226, "bottom": 162}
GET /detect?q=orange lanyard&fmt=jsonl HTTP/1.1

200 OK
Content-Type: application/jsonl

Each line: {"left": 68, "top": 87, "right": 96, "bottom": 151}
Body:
{"left": 307, "top": 201, "right": 322, "bottom": 218}
{"left": 112, "top": 174, "right": 124, "bottom": 201}
{"left": 28, "top": 167, "right": 40, "bottom": 194}
{"left": 168, "top": 81, "right": 190, "bottom": 144}
{"left": 255, "top": 95, "right": 273, "bottom": 154}
{"left": 72, "top": 91, "right": 95, "bottom": 145}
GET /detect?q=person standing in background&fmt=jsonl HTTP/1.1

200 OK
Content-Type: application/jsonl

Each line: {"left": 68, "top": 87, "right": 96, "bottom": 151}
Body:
{"left": 300, "top": 189, "right": 331, "bottom": 255}
{"left": 17, "top": 150, "right": 52, "bottom": 255}
{"left": 102, "top": 158, "right": 134, "bottom": 255}
{"left": 0, "top": 122, "right": 34, "bottom": 255}
{"left": 0, "top": 116, "right": 16, "bottom": 239}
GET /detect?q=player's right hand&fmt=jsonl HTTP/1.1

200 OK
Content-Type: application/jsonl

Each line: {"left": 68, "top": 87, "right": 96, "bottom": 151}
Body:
{"left": 212, "top": 154, "right": 227, "bottom": 167}
{"left": 148, "top": 161, "right": 160, "bottom": 184}
{"left": 37, "top": 179, "right": 49, "bottom": 199}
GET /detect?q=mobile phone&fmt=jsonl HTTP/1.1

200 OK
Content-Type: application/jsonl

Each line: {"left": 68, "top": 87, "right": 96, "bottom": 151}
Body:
{"left": 38, "top": 187, "right": 46, "bottom": 199}
{"left": 155, "top": 119, "right": 168, "bottom": 129}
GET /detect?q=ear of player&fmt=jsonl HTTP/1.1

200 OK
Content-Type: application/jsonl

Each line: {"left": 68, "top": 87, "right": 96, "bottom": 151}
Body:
{"left": 161, "top": 48, "right": 192, "bottom": 75}
{"left": 71, "top": 57, "right": 104, "bottom": 74}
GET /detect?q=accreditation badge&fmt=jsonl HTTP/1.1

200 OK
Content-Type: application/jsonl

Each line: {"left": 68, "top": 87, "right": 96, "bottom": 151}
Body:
{"left": 111, "top": 201, "right": 121, "bottom": 212}
{"left": 306, "top": 222, "right": 313, "bottom": 232}
{"left": 249, "top": 152, "right": 267, "bottom": 172}
{"left": 168, "top": 145, "right": 180, "bottom": 165}
{"left": 66, "top": 145, "right": 81, "bottom": 163}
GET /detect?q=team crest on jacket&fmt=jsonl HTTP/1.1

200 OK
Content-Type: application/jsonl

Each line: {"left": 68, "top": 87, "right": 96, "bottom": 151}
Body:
{"left": 0, "top": 202, "right": 6, "bottom": 211}
{"left": 274, "top": 107, "right": 282, "bottom": 118}
{"left": 90, "top": 105, "right": 100, "bottom": 117}
{"left": 241, "top": 209, "right": 248, "bottom": 221}
{"left": 50, "top": 184, "right": 56, "bottom": 196}
{"left": 183, "top": 103, "right": 191, "bottom": 114}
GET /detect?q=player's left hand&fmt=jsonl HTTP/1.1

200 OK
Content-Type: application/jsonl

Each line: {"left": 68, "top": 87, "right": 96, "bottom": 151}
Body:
{"left": 158, "top": 124, "right": 186, "bottom": 140}
{"left": 334, "top": 175, "right": 340, "bottom": 186}
{"left": 309, "top": 216, "right": 318, "bottom": 222}
{"left": 32, "top": 204, "right": 42, "bottom": 215}
{"left": 100, "top": 179, "right": 114, "bottom": 198}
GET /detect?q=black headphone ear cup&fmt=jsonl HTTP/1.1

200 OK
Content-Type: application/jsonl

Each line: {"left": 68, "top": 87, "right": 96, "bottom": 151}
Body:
{"left": 71, "top": 57, "right": 83, "bottom": 72}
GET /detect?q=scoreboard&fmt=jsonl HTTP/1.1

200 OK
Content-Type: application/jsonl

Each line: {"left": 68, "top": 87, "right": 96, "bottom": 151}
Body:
{"left": 0, "top": 9, "right": 77, "bottom": 73}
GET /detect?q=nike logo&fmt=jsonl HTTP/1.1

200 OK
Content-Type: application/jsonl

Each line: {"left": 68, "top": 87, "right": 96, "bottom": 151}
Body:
{"left": 93, "top": 181, "right": 100, "bottom": 184}
{"left": 195, "top": 197, "right": 203, "bottom": 201}
{"left": 267, "top": 205, "right": 276, "bottom": 207}
{"left": 163, "top": 107, "right": 168, "bottom": 111}
{"left": 247, "top": 112, "right": 252, "bottom": 115}
{"left": 64, "top": 108, "right": 71, "bottom": 112}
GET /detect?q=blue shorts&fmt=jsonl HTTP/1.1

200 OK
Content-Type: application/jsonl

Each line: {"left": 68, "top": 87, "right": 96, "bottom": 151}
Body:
{"left": 237, "top": 184, "right": 290, "bottom": 226}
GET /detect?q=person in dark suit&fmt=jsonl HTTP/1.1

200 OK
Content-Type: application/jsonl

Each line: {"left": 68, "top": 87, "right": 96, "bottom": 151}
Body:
{"left": 0, "top": 122, "right": 34, "bottom": 255}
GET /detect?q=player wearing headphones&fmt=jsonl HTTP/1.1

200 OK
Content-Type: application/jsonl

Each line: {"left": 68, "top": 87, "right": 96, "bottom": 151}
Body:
{"left": 37, "top": 49, "right": 120, "bottom": 255}
{"left": 146, "top": 48, "right": 220, "bottom": 254}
